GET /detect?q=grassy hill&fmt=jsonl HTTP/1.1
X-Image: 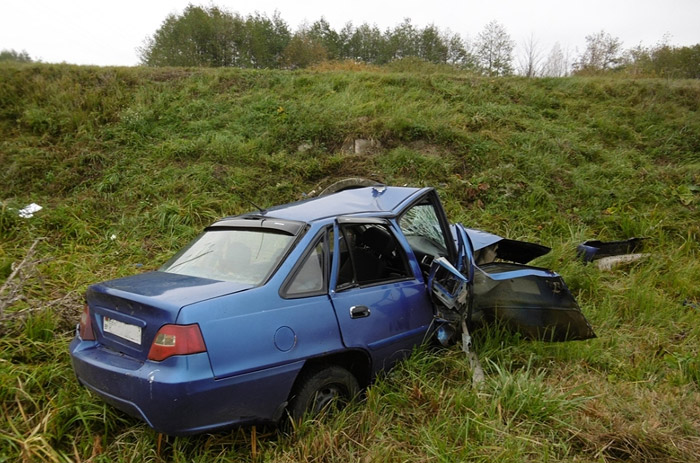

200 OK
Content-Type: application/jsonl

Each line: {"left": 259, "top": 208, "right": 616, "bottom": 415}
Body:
{"left": 1, "top": 62, "right": 699, "bottom": 462}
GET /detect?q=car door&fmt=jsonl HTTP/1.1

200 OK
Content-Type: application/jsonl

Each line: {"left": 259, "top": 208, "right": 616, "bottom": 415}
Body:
{"left": 329, "top": 218, "right": 434, "bottom": 374}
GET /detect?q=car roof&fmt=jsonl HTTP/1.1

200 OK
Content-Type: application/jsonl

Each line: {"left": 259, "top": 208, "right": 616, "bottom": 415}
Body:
{"left": 214, "top": 186, "right": 428, "bottom": 226}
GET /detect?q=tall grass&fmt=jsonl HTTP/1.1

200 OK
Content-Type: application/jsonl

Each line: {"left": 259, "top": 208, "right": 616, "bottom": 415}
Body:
{"left": 1, "top": 62, "right": 699, "bottom": 461}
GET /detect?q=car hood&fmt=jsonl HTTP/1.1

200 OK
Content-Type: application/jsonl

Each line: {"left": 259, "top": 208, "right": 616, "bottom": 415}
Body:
{"left": 462, "top": 228, "right": 551, "bottom": 264}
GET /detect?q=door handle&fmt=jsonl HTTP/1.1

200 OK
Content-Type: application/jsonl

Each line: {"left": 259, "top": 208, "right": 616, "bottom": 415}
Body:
{"left": 349, "top": 305, "right": 370, "bottom": 319}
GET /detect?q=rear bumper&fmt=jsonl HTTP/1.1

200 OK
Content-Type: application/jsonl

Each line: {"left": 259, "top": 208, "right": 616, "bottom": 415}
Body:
{"left": 69, "top": 337, "right": 302, "bottom": 435}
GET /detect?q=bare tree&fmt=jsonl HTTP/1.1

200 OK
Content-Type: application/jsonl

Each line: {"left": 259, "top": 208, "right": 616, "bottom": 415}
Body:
{"left": 517, "top": 33, "right": 543, "bottom": 77}
{"left": 542, "top": 42, "right": 571, "bottom": 77}
{"left": 475, "top": 20, "right": 515, "bottom": 76}
{"left": 574, "top": 30, "right": 623, "bottom": 73}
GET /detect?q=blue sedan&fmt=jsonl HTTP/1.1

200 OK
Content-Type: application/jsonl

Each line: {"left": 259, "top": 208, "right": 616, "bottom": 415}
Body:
{"left": 70, "top": 185, "right": 594, "bottom": 435}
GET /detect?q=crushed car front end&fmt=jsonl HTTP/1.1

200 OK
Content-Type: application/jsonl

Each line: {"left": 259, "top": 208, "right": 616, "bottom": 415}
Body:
{"left": 430, "top": 224, "right": 595, "bottom": 344}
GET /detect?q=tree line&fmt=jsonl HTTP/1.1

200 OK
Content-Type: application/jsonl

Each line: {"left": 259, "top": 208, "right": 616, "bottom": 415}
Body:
{"left": 0, "top": 49, "right": 32, "bottom": 63}
{"left": 137, "top": 5, "right": 515, "bottom": 76}
{"left": 3, "top": 3, "right": 697, "bottom": 79}
{"left": 137, "top": 5, "right": 699, "bottom": 79}
{"left": 567, "top": 31, "right": 699, "bottom": 78}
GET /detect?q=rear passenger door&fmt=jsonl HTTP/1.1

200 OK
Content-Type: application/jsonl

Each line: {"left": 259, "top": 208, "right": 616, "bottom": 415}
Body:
{"left": 329, "top": 218, "right": 434, "bottom": 374}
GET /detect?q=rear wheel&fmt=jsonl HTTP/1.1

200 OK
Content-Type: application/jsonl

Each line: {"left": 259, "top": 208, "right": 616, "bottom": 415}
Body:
{"left": 288, "top": 366, "right": 359, "bottom": 421}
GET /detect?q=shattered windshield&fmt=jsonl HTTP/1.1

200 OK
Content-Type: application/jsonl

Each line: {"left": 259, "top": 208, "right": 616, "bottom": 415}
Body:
{"left": 399, "top": 203, "right": 448, "bottom": 257}
{"left": 160, "top": 229, "right": 294, "bottom": 285}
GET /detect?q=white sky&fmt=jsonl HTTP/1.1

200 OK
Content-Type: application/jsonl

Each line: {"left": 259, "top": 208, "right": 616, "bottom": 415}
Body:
{"left": 1, "top": 0, "right": 698, "bottom": 66}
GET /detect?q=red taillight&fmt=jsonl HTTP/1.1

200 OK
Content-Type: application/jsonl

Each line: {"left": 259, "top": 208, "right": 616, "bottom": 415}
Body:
{"left": 147, "top": 324, "right": 206, "bottom": 361}
{"left": 79, "top": 304, "right": 95, "bottom": 341}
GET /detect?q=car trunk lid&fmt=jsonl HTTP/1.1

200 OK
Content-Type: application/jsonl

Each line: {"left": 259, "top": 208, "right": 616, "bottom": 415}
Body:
{"left": 86, "top": 271, "right": 252, "bottom": 361}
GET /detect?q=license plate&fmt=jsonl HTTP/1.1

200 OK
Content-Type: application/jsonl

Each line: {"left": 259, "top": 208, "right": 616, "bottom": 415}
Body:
{"left": 104, "top": 317, "right": 142, "bottom": 345}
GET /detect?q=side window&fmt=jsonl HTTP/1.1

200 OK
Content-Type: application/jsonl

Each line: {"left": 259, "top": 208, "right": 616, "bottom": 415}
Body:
{"left": 284, "top": 232, "right": 327, "bottom": 297}
{"left": 399, "top": 201, "right": 449, "bottom": 261}
{"left": 337, "top": 223, "right": 410, "bottom": 289}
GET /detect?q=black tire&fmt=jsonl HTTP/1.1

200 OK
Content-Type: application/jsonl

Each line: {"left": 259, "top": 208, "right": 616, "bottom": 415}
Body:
{"left": 288, "top": 366, "right": 359, "bottom": 421}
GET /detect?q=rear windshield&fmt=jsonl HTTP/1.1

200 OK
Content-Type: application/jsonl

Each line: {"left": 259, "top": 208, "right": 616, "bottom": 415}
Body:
{"left": 160, "top": 229, "right": 295, "bottom": 285}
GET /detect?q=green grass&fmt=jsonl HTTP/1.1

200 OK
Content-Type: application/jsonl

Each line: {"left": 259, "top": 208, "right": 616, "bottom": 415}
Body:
{"left": 1, "top": 62, "right": 699, "bottom": 462}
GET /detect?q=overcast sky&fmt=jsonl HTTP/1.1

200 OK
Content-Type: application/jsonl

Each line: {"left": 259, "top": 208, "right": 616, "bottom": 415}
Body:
{"left": 1, "top": 0, "right": 698, "bottom": 66}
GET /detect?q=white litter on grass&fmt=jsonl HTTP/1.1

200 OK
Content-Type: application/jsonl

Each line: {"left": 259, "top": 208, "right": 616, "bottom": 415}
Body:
{"left": 110, "top": 234, "right": 117, "bottom": 240}
{"left": 595, "top": 253, "right": 650, "bottom": 271}
{"left": 18, "top": 203, "right": 42, "bottom": 218}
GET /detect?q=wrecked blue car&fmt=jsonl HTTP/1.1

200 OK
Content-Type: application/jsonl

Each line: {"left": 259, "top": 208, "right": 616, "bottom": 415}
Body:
{"left": 69, "top": 185, "right": 594, "bottom": 435}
